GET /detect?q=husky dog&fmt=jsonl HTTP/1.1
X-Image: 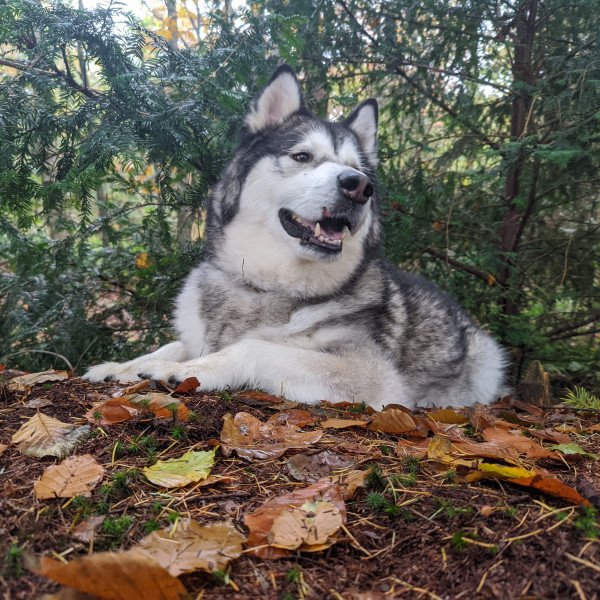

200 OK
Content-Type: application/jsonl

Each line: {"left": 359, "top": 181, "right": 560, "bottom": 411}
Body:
{"left": 85, "top": 65, "right": 506, "bottom": 410}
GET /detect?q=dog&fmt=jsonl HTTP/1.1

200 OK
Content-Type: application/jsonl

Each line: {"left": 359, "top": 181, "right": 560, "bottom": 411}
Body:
{"left": 84, "top": 65, "right": 507, "bottom": 410}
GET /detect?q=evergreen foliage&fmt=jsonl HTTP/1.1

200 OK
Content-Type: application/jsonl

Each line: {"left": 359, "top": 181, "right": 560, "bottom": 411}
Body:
{"left": 1, "top": 0, "right": 598, "bottom": 391}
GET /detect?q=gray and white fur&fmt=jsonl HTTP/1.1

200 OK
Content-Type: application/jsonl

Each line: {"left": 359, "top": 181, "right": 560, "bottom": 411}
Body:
{"left": 84, "top": 65, "right": 507, "bottom": 410}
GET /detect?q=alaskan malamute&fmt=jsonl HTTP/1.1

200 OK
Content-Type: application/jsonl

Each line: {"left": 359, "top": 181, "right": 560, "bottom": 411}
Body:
{"left": 85, "top": 66, "right": 506, "bottom": 410}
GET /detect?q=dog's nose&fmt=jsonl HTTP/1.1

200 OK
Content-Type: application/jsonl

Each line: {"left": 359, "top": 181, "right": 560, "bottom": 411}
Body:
{"left": 338, "top": 170, "right": 374, "bottom": 204}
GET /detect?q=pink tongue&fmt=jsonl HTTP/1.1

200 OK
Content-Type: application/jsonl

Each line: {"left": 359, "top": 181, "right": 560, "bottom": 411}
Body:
{"left": 321, "top": 226, "right": 344, "bottom": 240}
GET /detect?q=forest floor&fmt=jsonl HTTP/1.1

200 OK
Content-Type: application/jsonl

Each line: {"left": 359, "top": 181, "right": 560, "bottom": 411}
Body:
{"left": 1, "top": 368, "right": 599, "bottom": 600}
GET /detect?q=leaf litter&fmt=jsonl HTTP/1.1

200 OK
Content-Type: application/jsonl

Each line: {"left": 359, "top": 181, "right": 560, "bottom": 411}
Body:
{"left": 2, "top": 372, "right": 600, "bottom": 599}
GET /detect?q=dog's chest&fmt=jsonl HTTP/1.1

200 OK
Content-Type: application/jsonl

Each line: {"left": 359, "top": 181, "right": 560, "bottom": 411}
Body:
{"left": 200, "top": 280, "right": 299, "bottom": 349}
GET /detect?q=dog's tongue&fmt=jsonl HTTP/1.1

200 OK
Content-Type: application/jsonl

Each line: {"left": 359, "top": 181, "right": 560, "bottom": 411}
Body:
{"left": 320, "top": 225, "right": 344, "bottom": 240}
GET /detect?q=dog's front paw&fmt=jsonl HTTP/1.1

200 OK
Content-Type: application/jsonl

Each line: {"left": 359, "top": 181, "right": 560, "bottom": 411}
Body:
{"left": 83, "top": 362, "right": 140, "bottom": 383}
{"left": 135, "top": 361, "right": 198, "bottom": 387}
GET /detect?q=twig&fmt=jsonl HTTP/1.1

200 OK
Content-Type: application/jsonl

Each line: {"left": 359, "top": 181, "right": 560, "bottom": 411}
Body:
{"left": 3, "top": 349, "right": 74, "bottom": 372}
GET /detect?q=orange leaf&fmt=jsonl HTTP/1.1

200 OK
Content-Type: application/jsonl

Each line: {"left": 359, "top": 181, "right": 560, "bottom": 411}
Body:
{"left": 427, "top": 408, "right": 469, "bottom": 425}
{"left": 268, "top": 409, "right": 316, "bottom": 428}
{"left": 481, "top": 427, "right": 559, "bottom": 460}
{"left": 85, "top": 397, "right": 139, "bottom": 425}
{"left": 369, "top": 409, "right": 416, "bottom": 434}
{"left": 320, "top": 418, "right": 368, "bottom": 430}
{"left": 509, "top": 475, "right": 591, "bottom": 506}
{"left": 174, "top": 377, "right": 200, "bottom": 394}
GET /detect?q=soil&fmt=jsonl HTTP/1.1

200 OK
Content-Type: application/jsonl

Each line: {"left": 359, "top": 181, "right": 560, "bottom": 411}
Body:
{"left": 0, "top": 372, "right": 599, "bottom": 600}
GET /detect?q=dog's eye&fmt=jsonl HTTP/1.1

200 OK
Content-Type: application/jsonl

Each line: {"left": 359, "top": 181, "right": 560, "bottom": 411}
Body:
{"left": 291, "top": 152, "right": 312, "bottom": 163}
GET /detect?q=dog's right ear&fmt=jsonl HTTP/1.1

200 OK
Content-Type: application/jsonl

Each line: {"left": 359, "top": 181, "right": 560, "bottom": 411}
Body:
{"left": 245, "top": 65, "right": 304, "bottom": 133}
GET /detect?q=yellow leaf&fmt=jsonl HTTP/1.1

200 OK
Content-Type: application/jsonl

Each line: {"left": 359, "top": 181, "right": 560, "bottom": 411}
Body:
{"left": 477, "top": 463, "right": 536, "bottom": 479}
{"left": 487, "top": 273, "right": 496, "bottom": 286}
{"left": 135, "top": 252, "right": 149, "bottom": 269}
{"left": 143, "top": 448, "right": 216, "bottom": 488}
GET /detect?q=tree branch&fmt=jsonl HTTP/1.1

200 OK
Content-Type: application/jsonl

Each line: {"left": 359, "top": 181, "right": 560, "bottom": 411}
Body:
{"left": 423, "top": 247, "right": 498, "bottom": 286}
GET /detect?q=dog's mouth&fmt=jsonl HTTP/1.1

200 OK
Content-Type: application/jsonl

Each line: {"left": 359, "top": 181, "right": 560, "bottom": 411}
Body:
{"left": 279, "top": 208, "right": 351, "bottom": 254}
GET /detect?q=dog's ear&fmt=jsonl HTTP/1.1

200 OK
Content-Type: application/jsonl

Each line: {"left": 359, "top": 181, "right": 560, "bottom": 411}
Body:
{"left": 245, "top": 65, "right": 304, "bottom": 133}
{"left": 344, "top": 99, "right": 378, "bottom": 166}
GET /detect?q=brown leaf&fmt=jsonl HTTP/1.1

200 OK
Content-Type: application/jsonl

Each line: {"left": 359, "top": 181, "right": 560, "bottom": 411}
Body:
{"left": 120, "top": 379, "right": 151, "bottom": 395}
{"left": 173, "top": 377, "right": 200, "bottom": 394}
{"left": 237, "top": 390, "right": 283, "bottom": 404}
{"left": 427, "top": 408, "right": 469, "bottom": 425}
{"left": 341, "top": 469, "right": 370, "bottom": 500}
{"left": 469, "top": 404, "right": 496, "bottom": 432}
{"left": 244, "top": 479, "right": 346, "bottom": 558}
{"left": 0, "top": 443, "right": 8, "bottom": 457}
{"left": 527, "top": 428, "right": 571, "bottom": 444}
{"left": 286, "top": 450, "right": 356, "bottom": 482}
{"left": 509, "top": 475, "right": 591, "bottom": 506}
{"left": 26, "top": 397, "right": 53, "bottom": 409}
{"left": 320, "top": 418, "right": 368, "bottom": 430}
{"left": 11, "top": 413, "right": 90, "bottom": 459}
{"left": 220, "top": 412, "right": 323, "bottom": 461}
{"left": 85, "top": 397, "right": 139, "bottom": 425}
{"left": 482, "top": 427, "right": 559, "bottom": 460}
{"left": 268, "top": 409, "right": 316, "bottom": 428}
{"left": 369, "top": 409, "right": 416, "bottom": 434}
{"left": 126, "top": 392, "right": 190, "bottom": 421}
{"left": 269, "top": 500, "right": 343, "bottom": 550}
{"left": 397, "top": 438, "right": 430, "bottom": 459}
{"left": 135, "top": 519, "right": 245, "bottom": 576}
{"left": 8, "top": 369, "right": 69, "bottom": 392}
{"left": 71, "top": 516, "right": 106, "bottom": 543}
{"left": 38, "top": 551, "right": 188, "bottom": 599}
{"left": 35, "top": 455, "right": 105, "bottom": 499}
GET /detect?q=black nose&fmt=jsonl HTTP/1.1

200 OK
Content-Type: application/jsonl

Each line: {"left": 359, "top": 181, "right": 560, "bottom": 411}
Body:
{"left": 338, "top": 170, "right": 374, "bottom": 204}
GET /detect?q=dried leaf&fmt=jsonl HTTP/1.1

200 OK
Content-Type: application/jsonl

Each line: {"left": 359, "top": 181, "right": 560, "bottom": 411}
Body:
{"left": 85, "top": 397, "right": 139, "bottom": 425}
{"left": 120, "top": 379, "right": 151, "bottom": 395}
{"left": 71, "top": 516, "right": 106, "bottom": 543}
{"left": 369, "top": 409, "right": 416, "bottom": 434}
{"left": 135, "top": 519, "right": 245, "bottom": 576}
{"left": 320, "top": 418, "right": 368, "bottom": 430}
{"left": 527, "top": 428, "right": 571, "bottom": 444}
{"left": 397, "top": 438, "right": 430, "bottom": 459}
{"left": 0, "top": 443, "right": 8, "bottom": 457}
{"left": 173, "top": 377, "right": 200, "bottom": 394}
{"left": 26, "top": 397, "right": 53, "bottom": 409}
{"left": 244, "top": 479, "right": 346, "bottom": 559}
{"left": 220, "top": 412, "right": 323, "bottom": 461}
{"left": 475, "top": 463, "right": 536, "bottom": 479}
{"left": 268, "top": 409, "right": 316, "bottom": 428}
{"left": 35, "top": 455, "right": 105, "bottom": 499}
{"left": 510, "top": 475, "right": 591, "bottom": 506}
{"left": 8, "top": 370, "right": 69, "bottom": 392}
{"left": 286, "top": 450, "right": 356, "bottom": 482}
{"left": 481, "top": 427, "right": 559, "bottom": 460}
{"left": 38, "top": 551, "right": 187, "bottom": 599}
{"left": 269, "top": 500, "right": 343, "bottom": 550}
{"left": 427, "top": 408, "right": 469, "bottom": 425}
{"left": 11, "top": 413, "right": 90, "bottom": 459}
{"left": 341, "top": 469, "right": 370, "bottom": 500}
{"left": 143, "top": 448, "right": 216, "bottom": 488}
{"left": 237, "top": 390, "right": 283, "bottom": 404}
{"left": 126, "top": 392, "right": 190, "bottom": 421}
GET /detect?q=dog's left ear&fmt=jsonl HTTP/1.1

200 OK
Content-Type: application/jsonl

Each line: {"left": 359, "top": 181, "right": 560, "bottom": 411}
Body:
{"left": 245, "top": 65, "right": 304, "bottom": 133}
{"left": 344, "top": 99, "right": 378, "bottom": 166}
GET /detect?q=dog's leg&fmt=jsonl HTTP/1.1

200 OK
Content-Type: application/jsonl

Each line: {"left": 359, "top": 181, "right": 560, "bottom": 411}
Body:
{"left": 83, "top": 341, "right": 189, "bottom": 382}
{"left": 136, "top": 339, "right": 409, "bottom": 410}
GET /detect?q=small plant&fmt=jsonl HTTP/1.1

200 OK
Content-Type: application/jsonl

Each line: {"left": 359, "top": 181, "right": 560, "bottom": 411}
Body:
{"left": 563, "top": 387, "right": 600, "bottom": 410}
{"left": 101, "top": 515, "right": 134, "bottom": 547}
{"left": 165, "top": 402, "right": 179, "bottom": 422}
{"left": 366, "top": 491, "right": 388, "bottom": 510}
{"left": 349, "top": 401, "right": 367, "bottom": 413}
{"left": 380, "top": 445, "right": 393, "bottom": 456}
{"left": 137, "top": 397, "right": 152, "bottom": 412}
{"left": 450, "top": 530, "right": 469, "bottom": 550}
{"left": 574, "top": 507, "right": 599, "bottom": 538}
{"left": 92, "top": 409, "right": 103, "bottom": 423}
{"left": 390, "top": 472, "right": 417, "bottom": 488}
{"left": 142, "top": 519, "right": 161, "bottom": 534}
{"left": 433, "top": 499, "right": 473, "bottom": 519}
{"left": 71, "top": 495, "right": 93, "bottom": 517}
{"left": 188, "top": 410, "right": 198, "bottom": 422}
{"left": 286, "top": 565, "right": 302, "bottom": 583}
{"left": 365, "top": 464, "right": 386, "bottom": 491}
{"left": 151, "top": 502, "right": 164, "bottom": 515}
{"left": 502, "top": 506, "right": 518, "bottom": 519}
{"left": 3, "top": 544, "right": 24, "bottom": 578}
{"left": 218, "top": 390, "right": 234, "bottom": 402}
{"left": 127, "top": 434, "right": 157, "bottom": 455}
{"left": 442, "top": 469, "right": 458, "bottom": 483}
{"left": 167, "top": 510, "right": 180, "bottom": 524}
{"left": 170, "top": 424, "right": 187, "bottom": 440}
{"left": 462, "top": 424, "right": 477, "bottom": 438}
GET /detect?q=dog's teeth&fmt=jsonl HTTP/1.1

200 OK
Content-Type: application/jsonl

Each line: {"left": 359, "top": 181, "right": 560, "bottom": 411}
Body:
{"left": 318, "top": 235, "right": 326, "bottom": 242}
{"left": 341, "top": 226, "right": 349, "bottom": 239}
{"left": 314, "top": 222, "right": 321, "bottom": 237}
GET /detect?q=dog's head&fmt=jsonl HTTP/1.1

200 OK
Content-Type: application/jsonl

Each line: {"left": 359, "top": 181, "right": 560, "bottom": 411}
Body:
{"left": 208, "top": 65, "right": 381, "bottom": 296}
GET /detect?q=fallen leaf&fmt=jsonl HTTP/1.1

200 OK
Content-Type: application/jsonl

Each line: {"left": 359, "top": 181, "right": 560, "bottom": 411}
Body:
{"left": 369, "top": 409, "right": 416, "bottom": 434}
{"left": 270, "top": 500, "right": 343, "bottom": 550}
{"left": 469, "top": 404, "right": 496, "bottom": 432}
{"left": 244, "top": 479, "right": 346, "bottom": 558}
{"left": 38, "top": 550, "right": 187, "bottom": 599}
{"left": 8, "top": 370, "right": 69, "bottom": 392}
{"left": 126, "top": 392, "right": 190, "bottom": 421}
{"left": 237, "top": 390, "right": 283, "bottom": 404}
{"left": 510, "top": 475, "right": 591, "bottom": 506}
{"left": 119, "top": 379, "right": 151, "bottom": 395}
{"left": 397, "top": 438, "right": 430, "bottom": 459}
{"left": 0, "top": 443, "right": 8, "bottom": 457}
{"left": 85, "top": 397, "right": 139, "bottom": 425}
{"left": 550, "top": 443, "right": 599, "bottom": 460}
{"left": 220, "top": 412, "right": 323, "bottom": 461}
{"left": 320, "top": 418, "right": 368, "bottom": 429}
{"left": 527, "top": 428, "right": 571, "bottom": 444}
{"left": 143, "top": 448, "right": 216, "bottom": 488}
{"left": 286, "top": 450, "right": 356, "bottom": 482}
{"left": 474, "top": 462, "right": 537, "bottom": 480}
{"left": 135, "top": 519, "right": 245, "bottom": 576}
{"left": 11, "top": 413, "right": 90, "bottom": 459}
{"left": 427, "top": 408, "right": 469, "bottom": 425}
{"left": 71, "top": 516, "right": 106, "bottom": 543}
{"left": 586, "top": 423, "right": 600, "bottom": 432}
{"left": 26, "top": 397, "right": 53, "bottom": 409}
{"left": 340, "top": 469, "right": 370, "bottom": 500}
{"left": 481, "top": 427, "right": 559, "bottom": 460}
{"left": 173, "top": 377, "right": 200, "bottom": 394}
{"left": 35, "top": 455, "right": 105, "bottom": 499}
{"left": 268, "top": 409, "right": 316, "bottom": 428}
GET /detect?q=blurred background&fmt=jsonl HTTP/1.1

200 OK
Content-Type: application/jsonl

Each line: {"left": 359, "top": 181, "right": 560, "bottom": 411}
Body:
{"left": 0, "top": 0, "right": 598, "bottom": 393}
